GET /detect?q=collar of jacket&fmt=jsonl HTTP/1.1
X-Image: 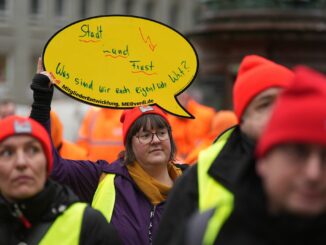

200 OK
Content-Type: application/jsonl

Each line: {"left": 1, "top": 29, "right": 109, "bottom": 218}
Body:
{"left": 0, "top": 180, "right": 79, "bottom": 225}
{"left": 207, "top": 126, "right": 256, "bottom": 192}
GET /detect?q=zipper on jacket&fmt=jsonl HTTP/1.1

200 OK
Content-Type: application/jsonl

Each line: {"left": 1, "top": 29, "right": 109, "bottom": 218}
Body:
{"left": 12, "top": 203, "right": 32, "bottom": 228}
{"left": 148, "top": 205, "right": 156, "bottom": 245}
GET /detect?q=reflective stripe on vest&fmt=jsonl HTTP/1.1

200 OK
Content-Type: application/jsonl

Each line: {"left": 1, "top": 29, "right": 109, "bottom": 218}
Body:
{"left": 197, "top": 127, "right": 235, "bottom": 212}
{"left": 203, "top": 199, "right": 233, "bottom": 245}
{"left": 92, "top": 173, "right": 116, "bottom": 222}
{"left": 39, "top": 203, "right": 87, "bottom": 244}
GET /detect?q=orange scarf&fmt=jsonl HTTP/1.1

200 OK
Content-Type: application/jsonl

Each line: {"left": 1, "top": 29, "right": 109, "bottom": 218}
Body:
{"left": 127, "top": 162, "right": 182, "bottom": 205}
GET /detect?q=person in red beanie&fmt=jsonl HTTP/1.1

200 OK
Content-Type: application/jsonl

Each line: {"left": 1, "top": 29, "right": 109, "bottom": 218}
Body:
{"left": 181, "top": 66, "right": 326, "bottom": 245}
{"left": 28, "top": 58, "right": 186, "bottom": 245}
{"left": 0, "top": 116, "right": 121, "bottom": 244}
{"left": 154, "top": 54, "right": 294, "bottom": 245}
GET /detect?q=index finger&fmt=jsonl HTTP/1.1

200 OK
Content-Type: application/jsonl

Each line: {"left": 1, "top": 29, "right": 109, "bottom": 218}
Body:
{"left": 36, "top": 57, "right": 44, "bottom": 73}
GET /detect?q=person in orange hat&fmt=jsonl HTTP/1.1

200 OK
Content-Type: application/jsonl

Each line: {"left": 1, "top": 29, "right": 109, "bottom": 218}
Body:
{"left": 167, "top": 91, "right": 216, "bottom": 161}
{"left": 154, "top": 54, "right": 295, "bottom": 245}
{"left": 76, "top": 107, "right": 124, "bottom": 163}
{"left": 50, "top": 110, "right": 88, "bottom": 160}
{"left": 183, "top": 66, "right": 326, "bottom": 245}
{"left": 184, "top": 110, "right": 237, "bottom": 164}
{"left": 0, "top": 116, "right": 121, "bottom": 244}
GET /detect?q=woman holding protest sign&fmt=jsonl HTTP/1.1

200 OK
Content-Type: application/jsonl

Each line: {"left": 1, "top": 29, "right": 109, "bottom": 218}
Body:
{"left": 29, "top": 58, "right": 186, "bottom": 245}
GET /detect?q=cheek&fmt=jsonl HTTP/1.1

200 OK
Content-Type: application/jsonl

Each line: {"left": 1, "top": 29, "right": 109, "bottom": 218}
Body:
{"left": 33, "top": 155, "right": 48, "bottom": 185}
{"left": 0, "top": 164, "right": 12, "bottom": 184}
{"left": 131, "top": 141, "right": 146, "bottom": 158}
{"left": 259, "top": 161, "right": 296, "bottom": 198}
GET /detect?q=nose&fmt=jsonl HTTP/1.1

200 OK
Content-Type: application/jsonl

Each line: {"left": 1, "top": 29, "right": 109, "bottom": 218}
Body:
{"left": 16, "top": 150, "right": 28, "bottom": 169}
{"left": 151, "top": 133, "right": 161, "bottom": 143}
{"left": 304, "top": 152, "right": 323, "bottom": 181}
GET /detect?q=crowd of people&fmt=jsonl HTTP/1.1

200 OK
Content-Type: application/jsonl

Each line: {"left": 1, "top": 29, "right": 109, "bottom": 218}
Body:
{"left": 0, "top": 54, "right": 326, "bottom": 244}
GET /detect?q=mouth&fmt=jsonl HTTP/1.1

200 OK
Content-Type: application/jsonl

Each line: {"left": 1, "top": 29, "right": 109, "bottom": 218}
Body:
{"left": 149, "top": 149, "right": 163, "bottom": 153}
{"left": 12, "top": 176, "right": 33, "bottom": 183}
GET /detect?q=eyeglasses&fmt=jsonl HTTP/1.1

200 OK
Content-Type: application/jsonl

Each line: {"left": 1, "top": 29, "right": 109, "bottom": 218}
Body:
{"left": 136, "top": 129, "right": 169, "bottom": 144}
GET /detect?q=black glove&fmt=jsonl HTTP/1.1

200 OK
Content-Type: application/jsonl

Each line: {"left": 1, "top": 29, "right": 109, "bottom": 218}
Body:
{"left": 30, "top": 73, "right": 54, "bottom": 124}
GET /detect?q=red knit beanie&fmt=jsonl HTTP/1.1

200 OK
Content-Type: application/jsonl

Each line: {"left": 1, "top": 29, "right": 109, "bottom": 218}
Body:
{"left": 120, "top": 105, "right": 169, "bottom": 145}
{"left": 0, "top": 116, "right": 53, "bottom": 175}
{"left": 256, "top": 66, "right": 326, "bottom": 158}
{"left": 233, "top": 55, "right": 294, "bottom": 120}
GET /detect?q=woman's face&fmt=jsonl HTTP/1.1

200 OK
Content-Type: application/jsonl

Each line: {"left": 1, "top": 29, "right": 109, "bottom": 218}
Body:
{"left": 0, "top": 135, "right": 47, "bottom": 202}
{"left": 132, "top": 121, "right": 171, "bottom": 167}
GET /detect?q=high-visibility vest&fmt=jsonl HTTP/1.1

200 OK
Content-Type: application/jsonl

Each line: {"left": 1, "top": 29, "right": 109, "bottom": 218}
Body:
{"left": 77, "top": 108, "right": 124, "bottom": 162}
{"left": 197, "top": 127, "right": 235, "bottom": 212}
{"left": 92, "top": 173, "right": 116, "bottom": 222}
{"left": 39, "top": 203, "right": 87, "bottom": 244}
{"left": 197, "top": 127, "right": 235, "bottom": 245}
{"left": 202, "top": 198, "right": 233, "bottom": 245}
{"left": 187, "top": 195, "right": 233, "bottom": 245}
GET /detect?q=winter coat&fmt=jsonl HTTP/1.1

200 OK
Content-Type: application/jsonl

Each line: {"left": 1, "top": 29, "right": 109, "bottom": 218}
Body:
{"left": 0, "top": 180, "right": 121, "bottom": 245}
{"left": 184, "top": 153, "right": 326, "bottom": 245}
{"left": 153, "top": 126, "right": 255, "bottom": 245}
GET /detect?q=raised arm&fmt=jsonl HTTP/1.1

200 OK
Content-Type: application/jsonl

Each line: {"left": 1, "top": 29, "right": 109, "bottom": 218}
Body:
{"left": 29, "top": 58, "right": 104, "bottom": 203}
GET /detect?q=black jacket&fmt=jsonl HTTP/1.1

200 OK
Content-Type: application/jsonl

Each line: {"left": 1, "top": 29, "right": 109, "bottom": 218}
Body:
{"left": 184, "top": 149, "right": 326, "bottom": 245}
{"left": 0, "top": 180, "right": 121, "bottom": 245}
{"left": 153, "top": 126, "right": 255, "bottom": 245}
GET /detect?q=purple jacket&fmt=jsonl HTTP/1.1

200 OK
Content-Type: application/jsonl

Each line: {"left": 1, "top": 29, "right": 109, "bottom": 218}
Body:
{"left": 47, "top": 119, "right": 165, "bottom": 245}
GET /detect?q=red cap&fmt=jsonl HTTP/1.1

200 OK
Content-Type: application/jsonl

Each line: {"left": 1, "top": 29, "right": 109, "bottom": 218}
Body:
{"left": 233, "top": 55, "right": 294, "bottom": 120}
{"left": 120, "top": 105, "right": 169, "bottom": 145}
{"left": 256, "top": 66, "right": 326, "bottom": 158}
{"left": 0, "top": 116, "right": 53, "bottom": 175}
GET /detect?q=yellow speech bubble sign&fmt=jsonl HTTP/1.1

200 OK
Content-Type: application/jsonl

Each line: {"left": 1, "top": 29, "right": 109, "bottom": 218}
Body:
{"left": 43, "top": 15, "right": 198, "bottom": 118}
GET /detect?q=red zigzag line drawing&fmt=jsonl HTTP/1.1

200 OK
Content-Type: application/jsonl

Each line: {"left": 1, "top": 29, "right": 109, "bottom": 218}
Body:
{"left": 139, "top": 27, "right": 157, "bottom": 52}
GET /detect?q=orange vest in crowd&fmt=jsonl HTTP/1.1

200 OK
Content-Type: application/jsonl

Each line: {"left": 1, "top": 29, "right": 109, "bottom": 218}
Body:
{"left": 184, "top": 110, "right": 238, "bottom": 164}
{"left": 50, "top": 111, "right": 88, "bottom": 160}
{"left": 77, "top": 107, "right": 124, "bottom": 163}
{"left": 167, "top": 99, "right": 216, "bottom": 162}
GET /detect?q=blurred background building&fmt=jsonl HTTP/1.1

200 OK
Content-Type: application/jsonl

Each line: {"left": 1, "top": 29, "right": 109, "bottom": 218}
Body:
{"left": 191, "top": 0, "right": 326, "bottom": 108}
{"left": 0, "top": 0, "right": 325, "bottom": 140}
{"left": 0, "top": 0, "right": 198, "bottom": 140}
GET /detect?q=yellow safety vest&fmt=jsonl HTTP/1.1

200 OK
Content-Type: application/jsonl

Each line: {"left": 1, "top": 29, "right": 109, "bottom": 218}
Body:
{"left": 40, "top": 202, "right": 87, "bottom": 244}
{"left": 202, "top": 197, "right": 233, "bottom": 245}
{"left": 92, "top": 173, "right": 116, "bottom": 222}
{"left": 197, "top": 127, "right": 235, "bottom": 245}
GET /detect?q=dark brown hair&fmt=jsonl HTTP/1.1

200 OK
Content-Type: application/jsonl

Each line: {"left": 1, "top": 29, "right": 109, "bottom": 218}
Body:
{"left": 121, "top": 114, "right": 176, "bottom": 165}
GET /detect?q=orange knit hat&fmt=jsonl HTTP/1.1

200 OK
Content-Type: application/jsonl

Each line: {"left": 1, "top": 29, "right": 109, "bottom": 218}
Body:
{"left": 256, "top": 66, "right": 326, "bottom": 158}
{"left": 0, "top": 116, "right": 53, "bottom": 175}
{"left": 120, "top": 105, "right": 169, "bottom": 145}
{"left": 233, "top": 55, "right": 294, "bottom": 120}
